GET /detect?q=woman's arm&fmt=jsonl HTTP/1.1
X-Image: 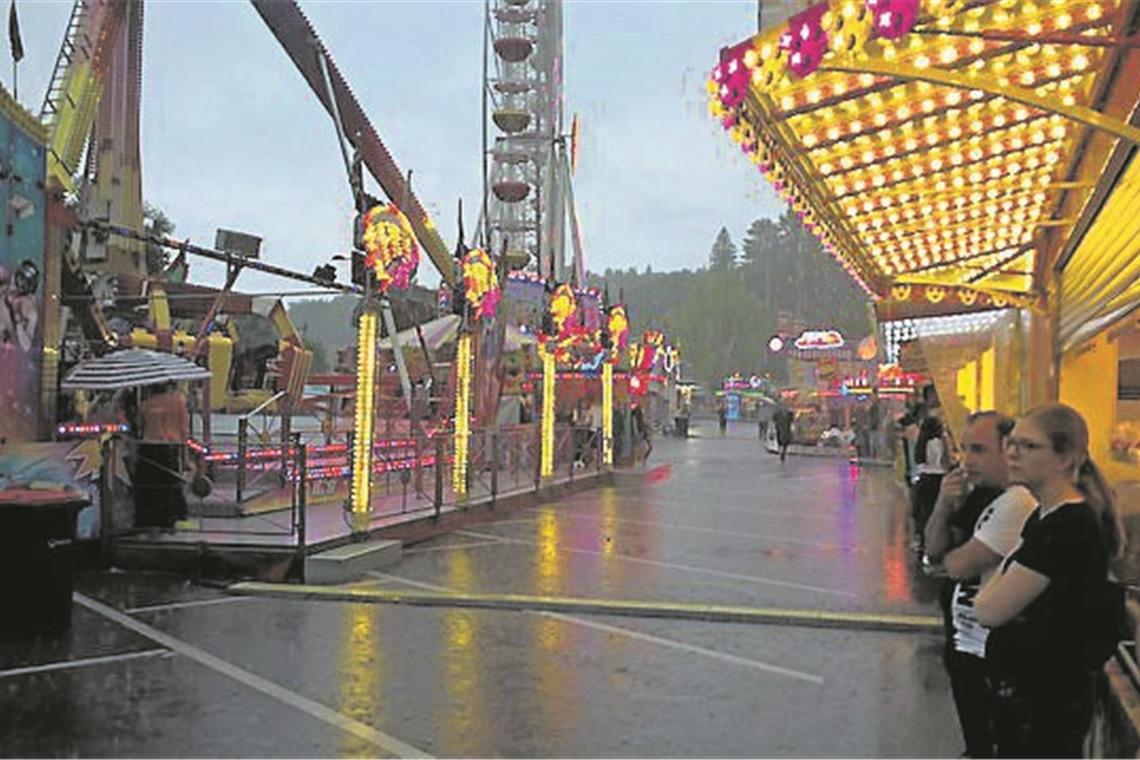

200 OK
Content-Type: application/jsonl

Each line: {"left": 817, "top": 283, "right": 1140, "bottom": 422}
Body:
{"left": 975, "top": 561, "right": 1050, "bottom": 627}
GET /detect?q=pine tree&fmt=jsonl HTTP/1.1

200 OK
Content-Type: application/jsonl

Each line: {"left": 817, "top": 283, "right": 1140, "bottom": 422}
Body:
{"left": 708, "top": 227, "right": 738, "bottom": 270}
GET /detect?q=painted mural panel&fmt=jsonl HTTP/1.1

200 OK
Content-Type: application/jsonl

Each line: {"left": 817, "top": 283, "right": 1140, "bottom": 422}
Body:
{"left": 0, "top": 102, "right": 47, "bottom": 444}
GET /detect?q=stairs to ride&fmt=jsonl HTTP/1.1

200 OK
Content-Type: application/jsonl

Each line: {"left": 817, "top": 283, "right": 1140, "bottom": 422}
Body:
{"left": 39, "top": 0, "right": 87, "bottom": 127}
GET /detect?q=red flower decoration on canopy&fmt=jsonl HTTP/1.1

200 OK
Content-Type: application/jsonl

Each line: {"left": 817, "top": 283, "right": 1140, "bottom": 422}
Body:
{"left": 866, "top": 0, "right": 919, "bottom": 39}
{"left": 362, "top": 203, "right": 419, "bottom": 293}
{"left": 780, "top": 4, "right": 829, "bottom": 78}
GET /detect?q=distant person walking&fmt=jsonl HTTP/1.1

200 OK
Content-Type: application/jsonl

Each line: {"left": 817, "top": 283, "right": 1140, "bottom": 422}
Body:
{"left": 772, "top": 403, "right": 793, "bottom": 463}
{"left": 631, "top": 403, "right": 652, "bottom": 463}
{"left": 717, "top": 399, "right": 728, "bottom": 437}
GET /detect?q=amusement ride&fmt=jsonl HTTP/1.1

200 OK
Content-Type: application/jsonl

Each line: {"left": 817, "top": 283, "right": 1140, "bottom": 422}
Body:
{"left": 0, "top": 0, "right": 683, "bottom": 568}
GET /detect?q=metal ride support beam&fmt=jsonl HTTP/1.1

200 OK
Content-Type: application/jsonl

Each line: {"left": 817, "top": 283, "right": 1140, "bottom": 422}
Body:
{"left": 82, "top": 221, "right": 360, "bottom": 293}
{"left": 251, "top": 0, "right": 455, "bottom": 285}
{"left": 819, "top": 59, "right": 1140, "bottom": 147}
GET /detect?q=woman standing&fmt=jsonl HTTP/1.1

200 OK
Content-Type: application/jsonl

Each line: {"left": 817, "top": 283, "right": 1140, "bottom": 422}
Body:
{"left": 976, "top": 404, "right": 1125, "bottom": 758}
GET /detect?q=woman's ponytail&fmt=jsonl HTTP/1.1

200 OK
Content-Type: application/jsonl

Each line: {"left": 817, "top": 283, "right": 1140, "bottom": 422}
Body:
{"left": 1077, "top": 458, "right": 1125, "bottom": 559}
{"left": 1028, "top": 404, "right": 1126, "bottom": 560}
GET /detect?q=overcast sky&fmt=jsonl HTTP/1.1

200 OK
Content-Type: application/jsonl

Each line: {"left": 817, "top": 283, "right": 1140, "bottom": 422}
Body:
{"left": 8, "top": 0, "right": 784, "bottom": 296}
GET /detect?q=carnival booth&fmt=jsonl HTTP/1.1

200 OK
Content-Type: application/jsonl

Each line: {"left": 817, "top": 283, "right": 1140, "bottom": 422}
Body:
{"left": 717, "top": 373, "right": 777, "bottom": 422}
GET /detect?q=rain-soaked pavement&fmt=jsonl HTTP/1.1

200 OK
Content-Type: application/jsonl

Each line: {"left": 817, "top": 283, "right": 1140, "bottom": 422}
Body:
{"left": 1, "top": 421, "right": 962, "bottom": 758}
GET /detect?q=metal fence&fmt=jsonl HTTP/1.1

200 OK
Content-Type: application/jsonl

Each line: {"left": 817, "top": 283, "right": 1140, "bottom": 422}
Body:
{"left": 104, "top": 421, "right": 607, "bottom": 546}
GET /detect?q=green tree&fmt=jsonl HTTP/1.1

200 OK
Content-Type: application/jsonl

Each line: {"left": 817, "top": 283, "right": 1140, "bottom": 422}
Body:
{"left": 708, "top": 227, "right": 738, "bottom": 270}
{"left": 669, "top": 268, "right": 775, "bottom": 387}
{"left": 143, "top": 203, "right": 174, "bottom": 275}
{"left": 300, "top": 323, "right": 332, "bottom": 373}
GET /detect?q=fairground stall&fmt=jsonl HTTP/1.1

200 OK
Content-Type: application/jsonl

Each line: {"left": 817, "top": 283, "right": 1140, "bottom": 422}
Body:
{"left": 708, "top": 0, "right": 1140, "bottom": 450}
{"left": 708, "top": 4, "right": 1140, "bottom": 735}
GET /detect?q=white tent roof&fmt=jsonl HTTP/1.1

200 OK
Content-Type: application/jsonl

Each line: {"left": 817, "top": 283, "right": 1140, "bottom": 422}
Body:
{"left": 62, "top": 349, "right": 211, "bottom": 391}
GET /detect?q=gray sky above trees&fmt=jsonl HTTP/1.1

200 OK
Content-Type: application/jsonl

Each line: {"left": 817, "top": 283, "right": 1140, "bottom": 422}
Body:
{"left": 10, "top": 1, "right": 786, "bottom": 295}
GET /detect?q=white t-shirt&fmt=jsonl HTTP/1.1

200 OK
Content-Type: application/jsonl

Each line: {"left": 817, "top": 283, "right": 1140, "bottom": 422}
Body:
{"left": 951, "top": 485, "right": 1038, "bottom": 657}
{"left": 916, "top": 437, "right": 948, "bottom": 475}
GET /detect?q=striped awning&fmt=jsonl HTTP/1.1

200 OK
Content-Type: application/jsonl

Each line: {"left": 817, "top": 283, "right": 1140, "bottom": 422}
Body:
{"left": 62, "top": 349, "right": 212, "bottom": 391}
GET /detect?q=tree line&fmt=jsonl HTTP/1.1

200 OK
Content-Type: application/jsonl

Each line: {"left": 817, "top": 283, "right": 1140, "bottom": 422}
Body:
{"left": 591, "top": 208, "right": 872, "bottom": 389}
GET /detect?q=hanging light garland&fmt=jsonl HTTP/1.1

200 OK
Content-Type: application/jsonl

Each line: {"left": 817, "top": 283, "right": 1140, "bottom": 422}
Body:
{"left": 362, "top": 203, "right": 420, "bottom": 293}
{"left": 606, "top": 305, "right": 630, "bottom": 362}
{"left": 461, "top": 248, "right": 501, "bottom": 320}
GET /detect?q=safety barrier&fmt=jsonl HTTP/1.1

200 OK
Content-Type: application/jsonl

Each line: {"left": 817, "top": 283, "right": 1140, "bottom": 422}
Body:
{"left": 104, "top": 421, "right": 608, "bottom": 545}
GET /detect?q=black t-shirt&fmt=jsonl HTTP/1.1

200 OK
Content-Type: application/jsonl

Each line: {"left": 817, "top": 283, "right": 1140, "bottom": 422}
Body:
{"left": 986, "top": 501, "right": 1110, "bottom": 675}
{"left": 949, "top": 485, "right": 1005, "bottom": 556}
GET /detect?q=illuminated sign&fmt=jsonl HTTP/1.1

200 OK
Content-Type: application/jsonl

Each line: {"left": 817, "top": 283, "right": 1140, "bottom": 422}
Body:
{"left": 793, "top": 330, "right": 845, "bottom": 350}
{"left": 722, "top": 374, "right": 768, "bottom": 392}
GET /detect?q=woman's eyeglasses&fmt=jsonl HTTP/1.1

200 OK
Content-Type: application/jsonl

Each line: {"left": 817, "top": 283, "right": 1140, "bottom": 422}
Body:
{"left": 1004, "top": 437, "right": 1050, "bottom": 454}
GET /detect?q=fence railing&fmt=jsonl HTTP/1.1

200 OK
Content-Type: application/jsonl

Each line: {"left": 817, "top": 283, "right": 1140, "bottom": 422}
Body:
{"left": 105, "top": 421, "right": 608, "bottom": 544}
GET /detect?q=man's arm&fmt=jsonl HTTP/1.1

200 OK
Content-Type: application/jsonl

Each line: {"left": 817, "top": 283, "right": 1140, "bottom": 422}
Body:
{"left": 946, "top": 486, "right": 1036, "bottom": 580}
{"left": 923, "top": 468, "right": 969, "bottom": 561}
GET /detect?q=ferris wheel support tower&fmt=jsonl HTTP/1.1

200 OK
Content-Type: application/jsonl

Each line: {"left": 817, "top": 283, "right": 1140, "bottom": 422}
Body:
{"left": 484, "top": 0, "right": 576, "bottom": 281}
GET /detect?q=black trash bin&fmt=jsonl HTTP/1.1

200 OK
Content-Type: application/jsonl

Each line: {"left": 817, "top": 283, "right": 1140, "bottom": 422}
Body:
{"left": 0, "top": 492, "right": 87, "bottom": 640}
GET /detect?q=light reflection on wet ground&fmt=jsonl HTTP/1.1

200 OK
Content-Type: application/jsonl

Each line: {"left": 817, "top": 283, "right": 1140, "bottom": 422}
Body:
{"left": 2, "top": 423, "right": 959, "bottom": 757}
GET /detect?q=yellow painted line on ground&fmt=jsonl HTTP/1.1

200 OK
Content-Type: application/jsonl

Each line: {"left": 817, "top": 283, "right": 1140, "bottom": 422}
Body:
{"left": 228, "top": 582, "right": 941, "bottom": 634}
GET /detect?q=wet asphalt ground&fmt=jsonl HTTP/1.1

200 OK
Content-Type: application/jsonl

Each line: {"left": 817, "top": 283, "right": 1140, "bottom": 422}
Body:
{"left": 1, "top": 421, "right": 961, "bottom": 758}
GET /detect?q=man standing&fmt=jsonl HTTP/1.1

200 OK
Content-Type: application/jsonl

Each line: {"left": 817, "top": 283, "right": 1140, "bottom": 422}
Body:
{"left": 924, "top": 411, "right": 1036, "bottom": 758}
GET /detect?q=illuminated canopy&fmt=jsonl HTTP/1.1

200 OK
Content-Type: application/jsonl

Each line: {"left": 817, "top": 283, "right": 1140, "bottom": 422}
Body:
{"left": 709, "top": 0, "right": 1138, "bottom": 300}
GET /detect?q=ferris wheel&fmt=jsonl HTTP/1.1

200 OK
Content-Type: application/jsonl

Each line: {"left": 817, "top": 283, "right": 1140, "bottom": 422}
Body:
{"left": 483, "top": 0, "right": 582, "bottom": 283}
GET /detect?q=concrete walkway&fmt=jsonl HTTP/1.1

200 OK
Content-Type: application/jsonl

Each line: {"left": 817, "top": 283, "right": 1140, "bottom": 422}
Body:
{"left": 2, "top": 420, "right": 961, "bottom": 757}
